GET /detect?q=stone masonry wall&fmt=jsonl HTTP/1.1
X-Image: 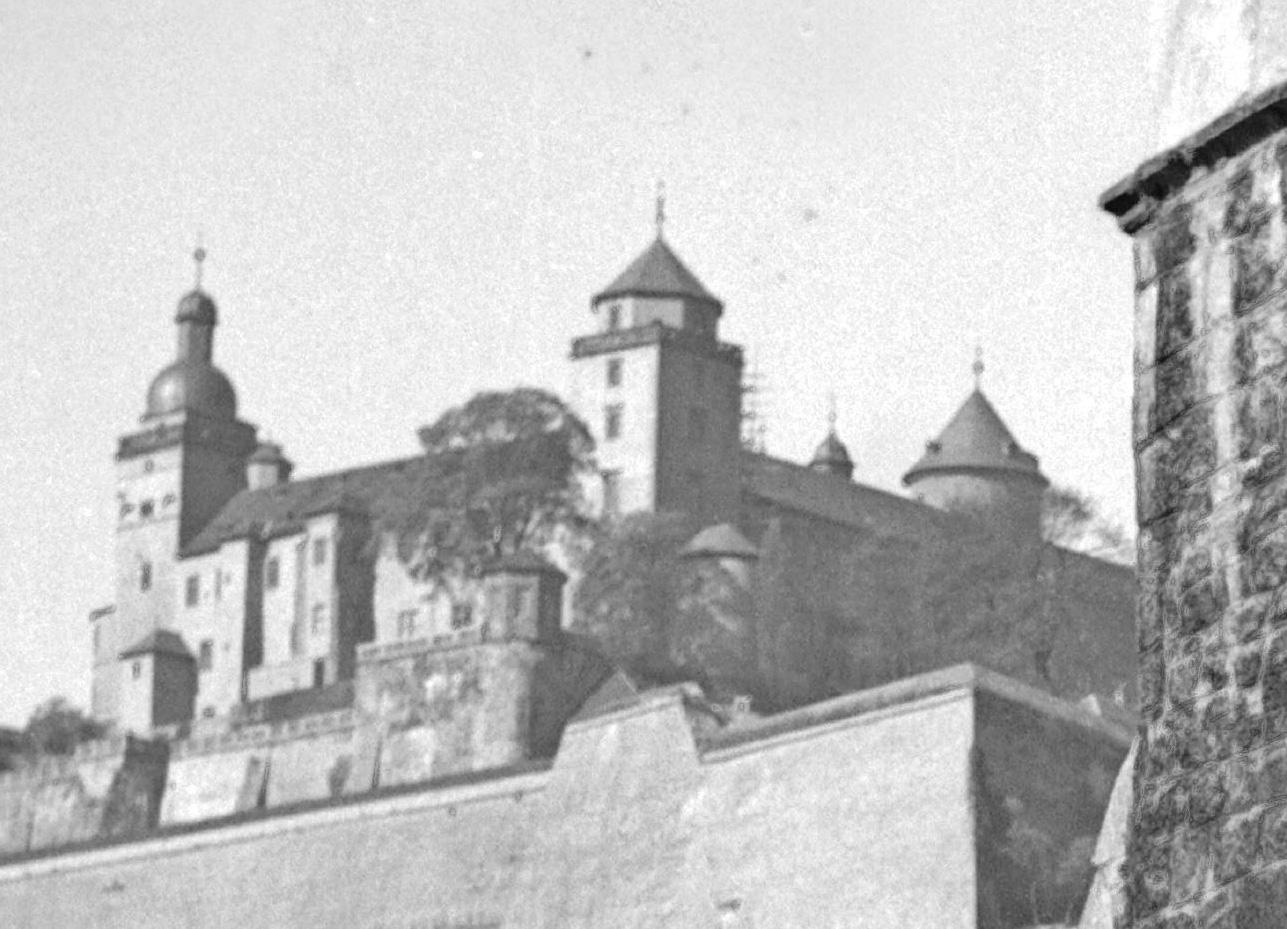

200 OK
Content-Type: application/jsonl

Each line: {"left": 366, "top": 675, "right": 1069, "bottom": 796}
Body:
{"left": 1103, "top": 85, "right": 1287, "bottom": 928}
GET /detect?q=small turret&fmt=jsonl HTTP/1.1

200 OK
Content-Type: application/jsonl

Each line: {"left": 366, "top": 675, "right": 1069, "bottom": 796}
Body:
{"left": 681, "top": 523, "right": 759, "bottom": 588}
{"left": 480, "top": 553, "right": 567, "bottom": 643}
{"left": 247, "top": 441, "right": 293, "bottom": 490}
{"left": 807, "top": 397, "right": 854, "bottom": 480}
{"left": 902, "top": 355, "right": 1048, "bottom": 539}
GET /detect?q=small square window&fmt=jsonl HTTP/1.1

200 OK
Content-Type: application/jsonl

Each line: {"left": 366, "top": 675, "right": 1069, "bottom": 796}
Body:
{"left": 451, "top": 603, "right": 473, "bottom": 630}
{"left": 201, "top": 706, "right": 216, "bottom": 719}
{"left": 131, "top": 660, "right": 142, "bottom": 681}
{"left": 311, "top": 603, "right": 327, "bottom": 635}
{"left": 198, "top": 639, "right": 213, "bottom": 672}
{"left": 605, "top": 405, "right": 622, "bottom": 440}
{"left": 139, "top": 562, "right": 152, "bottom": 592}
{"left": 185, "top": 574, "right": 200, "bottom": 607}
{"left": 313, "top": 659, "right": 326, "bottom": 689}
{"left": 312, "top": 538, "right": 327, "bottom": 566}
{"left": 265, "top": 557, "right": 280, "bottom": 590}
{"left": 607, "top": 303, "right": 622, "bottom": 331}
{"left": 139, "top": 500, "right": 155, "bottom": 519}
{"left": 607, "top": 358, "right": 623, "bottom": 387}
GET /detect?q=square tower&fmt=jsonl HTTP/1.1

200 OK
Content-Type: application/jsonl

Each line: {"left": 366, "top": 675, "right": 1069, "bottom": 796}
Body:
{"left": 569, "top": 234, "right": 743, "bottom": 526}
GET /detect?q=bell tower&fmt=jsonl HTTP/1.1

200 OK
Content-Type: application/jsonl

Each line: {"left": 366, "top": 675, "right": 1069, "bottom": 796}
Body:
{"left": 93, "top": 248, "right": 257, "bottom": 720}
{"left": 568, "top": 194, "right": 743, "bottom": 525}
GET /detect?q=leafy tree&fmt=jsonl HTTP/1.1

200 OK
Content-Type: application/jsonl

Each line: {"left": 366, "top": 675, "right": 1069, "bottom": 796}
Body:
{"left": 386, "top": 388, "right": 596, "bottom": 584}
{"left": 570, "top": 512, "right": 700, "bottom": 683}
{"left": 1042, "top": 484, "right": 1134, "bottom": 565}
{"left": 22, "top": 697, "right": 106, "bottom": 757}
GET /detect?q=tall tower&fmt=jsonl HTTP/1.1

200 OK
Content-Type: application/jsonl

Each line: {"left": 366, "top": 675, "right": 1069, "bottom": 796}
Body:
{"left": 94, "top": 250, "right": 257, "bottom": 719}
{"left": 568, "top": 200, "right": 743, "bottom": 525}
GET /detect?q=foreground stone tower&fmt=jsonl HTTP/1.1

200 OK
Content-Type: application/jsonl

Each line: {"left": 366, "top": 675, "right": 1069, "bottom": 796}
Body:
{"left": 1102, "top": 86, "right": 1287, "bottom": 925}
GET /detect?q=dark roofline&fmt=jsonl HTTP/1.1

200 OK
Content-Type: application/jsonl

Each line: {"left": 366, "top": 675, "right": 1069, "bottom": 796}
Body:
{"left": 902, "top": 460, "right": 1051, "bottom": 487}
{"left": 1100, "top": 77, "right": 1287, "bottom": 233}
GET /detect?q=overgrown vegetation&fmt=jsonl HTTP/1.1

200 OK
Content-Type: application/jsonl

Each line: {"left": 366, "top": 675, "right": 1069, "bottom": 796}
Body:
{"left": 20, "top": 697, "right": 106, "bottom": 758}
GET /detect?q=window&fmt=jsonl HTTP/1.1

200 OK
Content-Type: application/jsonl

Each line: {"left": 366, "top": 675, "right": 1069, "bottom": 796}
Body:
{"left": 605, "top": 404, "right": 622, "bottom": 440}
{"left": 607, "top": 357, "right": 623, "bottom": 387}
{"left": 607, "top": 303, "right": 622, "bottom": 331}
{"left": 139, "top": 562, "right": 152, "bottom": 592}
{"left": 201, "top": 706, "right": 216, "bottom": 719}
{"left": 506, "top": 585, "right": 525, "bottom": 625}
{"left": 688, "top": 407, "right": 708, "bottom": 443}
{"left": 396, "top": 609, "right": 417, "bottom": 639}
{"left": 313, "top": 659, "right": 326, "bottom": 689}
{"left": 131, "top": 660, "right": 142, "bottom": 680}
{"left": 198, "top": 639, "right": 213, "bottom": 672}
{"left": 602, "top": 470, "right": 621, "bottom": 518}
{"left": 139, "top": 499, "right": 154, "bottom": 519}
{"left": 451, "top": 603, "right": 473, "bottom": 630}
{"left": 265, "top": 557, "right": 280, "bottom": 590}
{"left": 185, "top": 574, "right": 200, "bottom": 607}
{"left": 312, "top": 538, "right": 327, "bottom": 566}
{"left": 311, "top": 603, "right": 327, "bottom": 635}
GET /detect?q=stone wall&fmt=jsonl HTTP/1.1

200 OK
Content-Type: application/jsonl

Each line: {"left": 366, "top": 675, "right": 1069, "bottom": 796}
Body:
{"left": 0, "top": 736, "right": 167, "bottom": 857}
{"left": 1102, "top": 81, "right": 1287, "bottom": 927}
{"left": 0, "top": 664, "right": 1125, "bottom": 929}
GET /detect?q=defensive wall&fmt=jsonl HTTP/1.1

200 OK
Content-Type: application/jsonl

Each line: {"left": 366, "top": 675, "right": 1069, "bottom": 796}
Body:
{"left": 0, "top": 663, "right": 1130, "bottom": 929}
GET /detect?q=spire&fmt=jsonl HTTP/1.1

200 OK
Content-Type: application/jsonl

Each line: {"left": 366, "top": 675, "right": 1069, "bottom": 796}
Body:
{"left": 972, "top": 345, "right": 984, "bottom": 390}
{"left": 809, "top": 392, "right": 854, "bottom": 480}
{"left": 193, "top": 234, "right": 207, "bottom": 290}
{"left": 655, "top": 180, "right": 666, "bottom": 239}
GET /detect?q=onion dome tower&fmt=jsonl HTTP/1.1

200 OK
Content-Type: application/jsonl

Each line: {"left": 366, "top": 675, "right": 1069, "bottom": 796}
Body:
{"left": 98, "top": 246, "right": 259, "bottom": 723}
{"left": 902, "top": 352, "right": 1048, "bottom": 539}
{"left": 808, "top": 397, "right": 854, "bottom": 480}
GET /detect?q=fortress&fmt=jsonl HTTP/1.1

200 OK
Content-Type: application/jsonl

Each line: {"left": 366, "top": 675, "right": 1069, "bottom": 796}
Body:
{"left": 0, "top": 223, "right": 1139, "bottom": 927}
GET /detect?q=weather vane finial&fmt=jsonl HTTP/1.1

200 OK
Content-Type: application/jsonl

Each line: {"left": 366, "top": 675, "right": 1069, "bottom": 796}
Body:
{"left": 193, "top": 232, "right": 207, "bottom": 290}
{"left": 972, "top": 344, "right": 984, "bottom": 389}
{"left": 655, "top": 180, "right": 666, "bottom": 238}
{"left": 827, "top": 391, "right": 837, "bottom": 433}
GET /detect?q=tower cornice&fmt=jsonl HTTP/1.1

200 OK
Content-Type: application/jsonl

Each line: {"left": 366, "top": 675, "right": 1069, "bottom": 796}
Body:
{"left": 570, "top": 320, "right": 742, "bottom": 365}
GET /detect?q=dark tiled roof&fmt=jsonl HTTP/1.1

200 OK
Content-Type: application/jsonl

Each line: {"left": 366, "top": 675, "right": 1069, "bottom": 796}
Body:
{"left": 741, "top": 451, "right": 943, "bottom": 535}
{"left": 182, "top": 453, "right": 438, "bottom": 556}
{"left": 594, "top": 237, "right": 722, "bottom": 309}
{"left": 120, "top": 629, "right": 193, "bottom": 660}
{"left": 903, "top": 389, "right": 1047, "bottom": 486}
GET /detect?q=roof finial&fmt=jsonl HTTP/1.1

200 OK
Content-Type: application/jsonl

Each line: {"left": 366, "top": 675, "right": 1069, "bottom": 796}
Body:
{"left": 193, "top": 232, "right": 207, "bottom": 290}
{"left": 655, "top": 180, "right": 666, "bottom": 239}
{"left": 827, "top": 391, "right": 837, "bottom": 433}
{"left": 972, "top": 344, "right": 984, "bottom": 390}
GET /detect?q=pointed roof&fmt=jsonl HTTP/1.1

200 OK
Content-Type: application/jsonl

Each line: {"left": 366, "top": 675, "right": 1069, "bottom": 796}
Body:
{"left": 594, "top": 237, "right": 722, "bottom": 311}
{"left": 809, "top": 430, "right": 854, "bottom": 480}
{"left": 902, "top": 389, "right": 1047, "bottom": 486}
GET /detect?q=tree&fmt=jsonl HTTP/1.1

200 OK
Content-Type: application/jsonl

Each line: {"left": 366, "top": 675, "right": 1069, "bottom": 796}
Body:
{"left": 386, "top": 388, "right": 596, "bottom": 583}
{"left": 22, "top": 697, "right": 106, "bottom": 757}
{"left": 570, "top": 511, "right": 700, "bottom": 683}
{"left": 1042, "top": 484, "right": 1134, "bottom": 565}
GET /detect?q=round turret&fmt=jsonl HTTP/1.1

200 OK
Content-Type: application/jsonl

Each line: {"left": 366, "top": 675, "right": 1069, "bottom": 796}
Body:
{"left": 903, "top": 388, "right": 1048, "bottom": 539}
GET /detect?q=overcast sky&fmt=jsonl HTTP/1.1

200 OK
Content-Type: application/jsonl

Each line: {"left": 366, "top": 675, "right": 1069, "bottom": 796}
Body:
{"left": 0, "top": 0, "right": 1152, "bottom": 725}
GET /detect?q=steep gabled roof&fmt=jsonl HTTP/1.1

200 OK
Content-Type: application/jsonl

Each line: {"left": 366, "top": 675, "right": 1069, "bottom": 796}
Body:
{"left": 182, "top": 454, "right": 435, "bottom": 556}
{"left": 594, "top": 237, "right": 722, "bottom": 309}
{"left": 902, "top": 389, "right": 1047, "bottom": 486}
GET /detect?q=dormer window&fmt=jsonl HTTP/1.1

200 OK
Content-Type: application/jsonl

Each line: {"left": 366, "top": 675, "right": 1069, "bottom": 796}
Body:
{"left": 607, "top": 303, "right": 622, "bottom": 331}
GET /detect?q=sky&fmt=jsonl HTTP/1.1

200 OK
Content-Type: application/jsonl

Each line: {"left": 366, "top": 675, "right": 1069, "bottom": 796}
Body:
{"left": 0, "top": 0, "right": 1154, "bottom": 726}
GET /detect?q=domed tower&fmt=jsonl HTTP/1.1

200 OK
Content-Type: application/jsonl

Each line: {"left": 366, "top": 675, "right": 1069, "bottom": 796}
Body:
{"left": 808, "top": 400, "right": 854, "bottom": 480}
{"left": 97, "top": 248, "right": 257, "bottom": 720}
{"left": 567, "top": 188, "right": 743, "bottom": 525}
{"left": 901, "top": 357, "right": 1048, "bottom": 540}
